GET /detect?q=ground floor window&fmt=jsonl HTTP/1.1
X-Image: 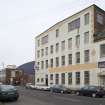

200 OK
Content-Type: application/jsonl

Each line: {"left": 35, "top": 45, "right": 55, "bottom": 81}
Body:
{"left": 55, "top": 74, "right": 59, "bottom": 84}
{"left": 68, "top": 72, "right": 72, "bottom": 85}
{"left": 50, "top": 74, "right": 53, "bottom": 80}
{"left": 37, "top": 78, "right": 39, "bottom": 82}
{"left": 76, "top": 72, "right": 80, "bottom": 85}
{"left": 84, "top": 71, "right": 90, "bottom": 85}
{"left": 61, "top": 73, "right": 65, "bottom": 84}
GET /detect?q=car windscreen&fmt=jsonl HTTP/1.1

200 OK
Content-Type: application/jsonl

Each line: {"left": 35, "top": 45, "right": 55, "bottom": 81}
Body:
{"left": 0, "top": 85, "right": 16, "bottom": 91}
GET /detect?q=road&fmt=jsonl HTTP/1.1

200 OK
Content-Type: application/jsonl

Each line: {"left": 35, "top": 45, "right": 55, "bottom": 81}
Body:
{"left": 1, "top": 86, "right": 105, "bottom": 105}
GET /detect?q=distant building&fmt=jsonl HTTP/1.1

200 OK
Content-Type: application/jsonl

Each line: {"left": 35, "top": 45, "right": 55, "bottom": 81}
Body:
{"left": 35, "top": 4, "right": 105, "bottom": 89}
{"left": 5, "top": 65, "right": 23, "bottom": 85}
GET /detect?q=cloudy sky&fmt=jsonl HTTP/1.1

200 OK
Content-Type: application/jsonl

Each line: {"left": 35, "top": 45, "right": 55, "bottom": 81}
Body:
{"left": 0, "top": 0, "right": 105, "bottom": 67}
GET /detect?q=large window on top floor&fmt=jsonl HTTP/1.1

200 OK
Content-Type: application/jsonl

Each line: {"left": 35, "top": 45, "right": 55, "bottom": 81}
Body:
{"left": 84, "top": 13, "right": 89, "bottom": 25}
{"left": 41, "top": 35, "right": 48, "bottom": 45}
{"left": 68, "top": 18, "right": 80, "bottom": 32}
{"left": 100, "top": 44, "right": 105, "bottom": 58}
{"left": 96, "top": 13, "right": 104, "bottom": 25}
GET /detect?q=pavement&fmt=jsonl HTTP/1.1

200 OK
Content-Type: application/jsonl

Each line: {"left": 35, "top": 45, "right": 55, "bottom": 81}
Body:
{"left": 0, "top": 86, "right": 105, "bottom": 105}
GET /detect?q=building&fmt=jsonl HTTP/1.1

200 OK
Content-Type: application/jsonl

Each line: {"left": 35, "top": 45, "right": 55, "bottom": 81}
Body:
{"left": 35, "top": 4, "right": 105, "bottom": 89}
{"left": 5, "top": 65, "right": 23, "bottom": 85}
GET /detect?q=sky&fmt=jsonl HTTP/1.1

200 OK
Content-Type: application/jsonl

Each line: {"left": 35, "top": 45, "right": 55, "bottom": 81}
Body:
{"left": 0, "top": 0, "right": 105, "bottom": 67}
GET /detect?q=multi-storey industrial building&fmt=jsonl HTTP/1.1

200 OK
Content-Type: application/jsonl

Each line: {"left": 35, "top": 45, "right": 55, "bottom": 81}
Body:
{"left": 35, "top": 4, "right": 105, "bottom": 89}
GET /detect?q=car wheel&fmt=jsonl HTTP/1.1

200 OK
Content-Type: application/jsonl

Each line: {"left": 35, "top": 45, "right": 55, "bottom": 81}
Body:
{"left": 92, "top": 93, "right": 96, "bottom": 98}
{"left": 76, "top": 91, "right": 80, "bottom": 95}
{"left": 61, "top": 90, "right": 64, "bottom": 93}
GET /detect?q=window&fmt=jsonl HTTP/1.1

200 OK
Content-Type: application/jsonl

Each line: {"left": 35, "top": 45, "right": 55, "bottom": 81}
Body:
{"left": 76, "top": 52, "right": 80, "bottom": 63}
{"left": 37, "top": 62, "right": 40, "bottom": 70}
{"left": 84, "top": 32, "right": 89, "bottom": 44}
{"left": 84, "top": 13, "right": 89, "bottom": 25}
{"left": 56, "top": 57, "right": 59, "bottom": 67}
{"left": 37, "top": 78, "right": 39, "bottom": 82}
{"left": 68, "top": 38, "right": 72, "bottom": 50}
{"left": 68, "top": 54, "right": 72, "bottom": 65}
{"left": 76, "top": 72, "right": 80, "bottom": 85}
{"left": 46, "top": 60, "right": 48, "bottom": 68}
{"left": 41, "top": 61, "right": 44, "bottom": 69}
{"left": 68, "top": 18, "right": 80, "bottom": 31}
{"left": 41, "top": 49, "right": 44, "bottom": 57}
{"left": 50, "top": 45, "right": 53, "bottom": 54}
{"left": 37, "top": 50, "right": 40, "bottom": 58}
{"left": 68, "top": 73, "right": 72, "bottom": 85}
{"left": 41, "top": 35, "right": 48, "bottom": 44}
{"left": 84, "top": 50, "right": 89, "bottom": 63}
{"left": 61, "top": 73, "right": 65, "bottom": 84}
{"left": 61, "top": 41, "right": 65, "bottom": 51}
{"left": 50, "top": 74, "right": 53, "bottom": 80}
{"left": 100, "top": 44, "right": 105, "bottom": 58}
{"left": 50, "top": 58, "right": 53, "bottom": 68}
{"left": 56, "top": 43, "right": 59, "bottom": 52}
{"left": 55, "top": 74, "right": 59, "bottom": 84}
{"left": 61, "top": 56, "right": 65, "bottom": 66}
{"left": 56, "top": 29, "right": 59, "bottom": 37}
{"left": 41, "top": 78, "right": 44, "bottom": 82}
{"left": 97, "top": 13, "right": 103, "bottom": 25}
{"left": 76, "top": 35, "right": 80, "bottom": 48}
{"left": 38, "top": 39, "right": 40, "bottom": 47}
{"left": 45, "top": 47, "right": 48, "bottom": 55}
{"left": 84, "top": 71, "right": 90, "bottom": 85}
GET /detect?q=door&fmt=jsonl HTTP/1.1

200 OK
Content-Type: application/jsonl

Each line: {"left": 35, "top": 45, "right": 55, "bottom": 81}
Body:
{"left": 45, "top": 75, "right": 48, "bottom": 86}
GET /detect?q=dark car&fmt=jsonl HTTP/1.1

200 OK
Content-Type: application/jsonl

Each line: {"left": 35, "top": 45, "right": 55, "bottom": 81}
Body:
{"left": 50, "top": 85, "right": 71, "bottom": 93}
{"left": 0, "top": 85, "right": 19, "bottom": 101}
{"left": 76, "top": 86, "right": 105, "bottom": 98}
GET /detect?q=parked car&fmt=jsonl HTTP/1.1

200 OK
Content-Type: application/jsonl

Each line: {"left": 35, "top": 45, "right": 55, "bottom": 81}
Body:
{"left": 50, "top": 85, "right": 71, "bottom": 93}
{"left": 34, "top": 85, "right": 50, "bottom": 91}
{"left": 0, "top": 84, "right": 19, "bottom": 101}
{"left": 25, "top": 83, "right": 35, "bottom": 89}
{"left": 76, "top": 85, "right": 105, "bottom": 98}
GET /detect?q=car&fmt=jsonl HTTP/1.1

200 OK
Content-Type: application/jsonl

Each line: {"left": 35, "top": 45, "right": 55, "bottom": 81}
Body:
{"left": 50, "top": 85, "right": 71, "bottom": 93}
{"left": 34, "top": 85, "right": 50, "bottom": 91}
{"left": 25, "top": 83, "right": 35, "bottom": 89}
{"left": 76, "top": 85, "right": 105, "bottom": 98}
{"left": 0, "top": 84, "right": 19, "bottom": 101}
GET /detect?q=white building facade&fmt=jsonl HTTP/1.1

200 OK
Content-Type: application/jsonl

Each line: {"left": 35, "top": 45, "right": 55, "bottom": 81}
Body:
{"left": 35, "top": 5, "right": 105, "bottom": 89}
